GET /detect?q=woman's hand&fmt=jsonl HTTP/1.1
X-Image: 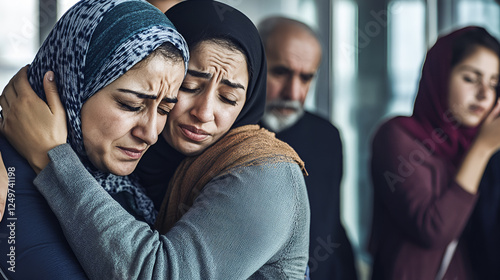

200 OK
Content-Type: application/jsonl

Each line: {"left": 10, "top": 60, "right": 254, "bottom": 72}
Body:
{"left": 455, "top": 99, "right": 500, "bottom": 194}
{"left": 0, "top": 66, "right": 67, "bottom": 173}
{"left": 476, "top": 98, "right": 500, "bottom": 154}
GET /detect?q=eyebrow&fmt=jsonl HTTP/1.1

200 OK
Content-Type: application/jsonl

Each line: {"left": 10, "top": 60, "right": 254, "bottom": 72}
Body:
{"left": 458, "top": 65, "right": 499, "bottom": 78}
{"left": 459, "top": 65, "right": 483, "bottom": 76}
{"left": 118, "top": 88, "right": 178, "bottom": 103}
{"left": 270, "top": 65, "right": 316, "bottom": 80}
{"left": 187, "top": 69, "right": 246, "bottom": 90}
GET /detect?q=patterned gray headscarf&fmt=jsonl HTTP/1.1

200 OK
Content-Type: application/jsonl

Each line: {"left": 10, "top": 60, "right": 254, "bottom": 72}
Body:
{"left": 27, "top": 0, "right": 189, "bottom": 224}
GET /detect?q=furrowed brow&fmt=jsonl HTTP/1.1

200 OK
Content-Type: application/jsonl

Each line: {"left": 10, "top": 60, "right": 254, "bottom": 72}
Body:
{"left": 221, "top": 79, "right": 245, "bottom": 90}
{"left": 187, "top": 69, "right": 212, "bottom": 79}
{"left": 117, "top": 89, "right": 157, "bottom": 99}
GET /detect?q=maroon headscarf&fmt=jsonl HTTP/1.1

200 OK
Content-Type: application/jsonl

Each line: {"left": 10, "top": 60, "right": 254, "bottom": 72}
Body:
{"left": 396, "top": 26, "right": 493, "bottom": 167}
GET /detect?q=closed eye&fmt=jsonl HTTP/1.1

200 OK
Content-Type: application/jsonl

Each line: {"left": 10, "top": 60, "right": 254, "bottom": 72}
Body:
{"left": 179, "top": 86, "right": 199, "bottom": 93}
{"left": 220, "top": 95, "right": 237, "bottom": 106}
{"left": 157, "top": 107, "right": 170, "bottom": 116}
{"left": 463, "top": 75, "right": 479, "bottom": 84}
{"left": 118, "top": 101, "right": 141, "bottom": 112}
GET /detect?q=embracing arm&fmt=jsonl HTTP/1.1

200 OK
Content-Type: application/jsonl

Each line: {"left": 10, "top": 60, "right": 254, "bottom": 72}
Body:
{"left": 35, "top": 146, "right": 307, "bottom": 279}
{"left": 0, "top": 66, "right": 67, "bottom": 174}
{"left": 0, "top": 67, "right": 66, "bottom": 222}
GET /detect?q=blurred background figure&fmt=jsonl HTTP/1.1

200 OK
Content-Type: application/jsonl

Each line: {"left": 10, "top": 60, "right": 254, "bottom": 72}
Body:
{"left": 370, "top": 26, "right": 500, "bottom": 280}
{"left": 462, "top": 3, "right": 500, "bottom": 280}
{"left": 258, "top": 16, "right": 358, "bottom": 280}
{"left": 2, "top": 1, "right": 500, "bottom": 279}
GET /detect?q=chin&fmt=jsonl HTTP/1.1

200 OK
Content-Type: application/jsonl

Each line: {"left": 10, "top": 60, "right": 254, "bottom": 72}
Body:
{"left": 107, "top": 163, "right": 139, "bottom": 176}
{"left": 180, "top": 147, "right": 204, "bottom": 157}
{"left": 176, "top": 142, "right": 206, "bottom": 157}
{"left": 461, "top": 119, "right": 481, "bottom": 128}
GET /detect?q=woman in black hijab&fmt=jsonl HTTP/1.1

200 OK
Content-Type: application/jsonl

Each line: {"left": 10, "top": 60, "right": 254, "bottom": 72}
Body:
{"left": 0, "top": 1, "right": 310, "bottom": 279}
{"left": 136, "top": 0, "right": 268, "bottom": 209}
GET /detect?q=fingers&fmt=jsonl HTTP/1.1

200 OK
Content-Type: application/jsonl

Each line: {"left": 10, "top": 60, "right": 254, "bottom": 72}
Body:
{"left": 43, "top": 71, "right": 64, "bottom": 115}
{"left": 0, "top": 90, "right": 8, "bottom": 112}
{"left": 0, "top": 65, "right": 30, "bottom": 114}
{"left": 0, "top": 152, "right": 8, "bottom": 222}
{"left": 484, "top": 98, "right": 500, "bottom": 124}
{"left": 0, "top": 80, "right": 13, "bottom": 110}
{"left": 1, "top": 66, "right": 28, "bottom": 99}
{"left": 11, "top": 65, "right": 30, "bottom": 98}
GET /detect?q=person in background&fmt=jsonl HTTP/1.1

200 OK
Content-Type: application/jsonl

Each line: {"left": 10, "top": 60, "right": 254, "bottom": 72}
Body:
{"left": 258, "top": 16, "right": 358, "bottom": 280}
{"left": 463, "top": 3, "right": 500, "bottom": 278}
{"left": 369, "top": 26, "right": 500, "bottom": 280}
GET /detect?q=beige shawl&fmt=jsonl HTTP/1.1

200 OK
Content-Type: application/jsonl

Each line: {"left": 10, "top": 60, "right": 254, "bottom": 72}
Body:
{"left": 155, "top": 124, "right": 307, "bottom": 233}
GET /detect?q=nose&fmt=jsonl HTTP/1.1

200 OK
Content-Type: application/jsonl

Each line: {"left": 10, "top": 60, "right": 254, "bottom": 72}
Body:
{"left": 190, "top": 88, "right": 215, "bottom": 123}
{"left": 132, "top": 109, "right": 162, "bottom": 145}
{"left": 281, "top": 75, "right": 303, "bottom": 101}
{"left": 476, "top": 80, "right": 490, "bottom": 101}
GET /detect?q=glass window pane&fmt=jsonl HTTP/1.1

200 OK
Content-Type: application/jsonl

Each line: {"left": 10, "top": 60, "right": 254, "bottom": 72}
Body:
{"left": 332, "top": 0, "right": 358, "bottom": 250}
{"left": 388, "top": 1, "right": 426, "bottom": 117}
{"left": 58, "top": 0, "right": 79, "bottom": 18}
{"left": 0, "top": 1, "right": 37, "bottom": 89}
{"left": 456, "top": 0, "right": 500, "bottom": 37}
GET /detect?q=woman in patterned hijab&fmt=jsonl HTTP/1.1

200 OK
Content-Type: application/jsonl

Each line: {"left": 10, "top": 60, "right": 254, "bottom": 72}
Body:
{"left": 0, "top": 0, "right": 188, "bottom": 278}
{"left": 27, "top": 0, "right": 189, "bottom": 224}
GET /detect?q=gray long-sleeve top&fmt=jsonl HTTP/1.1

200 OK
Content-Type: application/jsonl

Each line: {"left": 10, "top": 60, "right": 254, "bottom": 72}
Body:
{"left": 33, "top": 144, "right": 310, "bottom": 279}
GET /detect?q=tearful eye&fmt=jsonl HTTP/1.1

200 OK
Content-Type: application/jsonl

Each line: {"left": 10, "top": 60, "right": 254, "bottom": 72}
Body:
{"left": 157, "top": 104, "right": 172, "bottom": 116}
{"left": 179, "top": 81, "right": 201, "bottom": 93}
{"left": 180, "top": 86, "right": 198, "bottom": 93}
{"left": 157, "top": 107, "right": 170, "bottom": 116}
{"left": 220, "top": 95, "right": 237, "bottom": 106}
{"left": 118, "top": 101, "right": 141, "bottom": 112}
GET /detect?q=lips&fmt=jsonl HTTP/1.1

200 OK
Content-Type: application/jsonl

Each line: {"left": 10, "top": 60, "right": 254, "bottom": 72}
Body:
{"left": 118, "top": 147, "right": 145, "bottom": 160}
{"left": 179, "top": 124, "right": 210, "bottom": 142}
{"left": 469, "top": 104, "right": 486, "bottom": 115}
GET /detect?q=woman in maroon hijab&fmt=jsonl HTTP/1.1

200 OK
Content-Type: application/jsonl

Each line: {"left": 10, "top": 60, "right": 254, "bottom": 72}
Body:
{"left": 369, "top": 26, "right": 500, "bottom": 280}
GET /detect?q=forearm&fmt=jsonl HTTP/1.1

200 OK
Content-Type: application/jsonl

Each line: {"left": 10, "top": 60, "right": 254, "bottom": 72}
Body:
{"left": 33, "top": 144, "right": 172, "bottom": 279}
{"left": 33, "top": 145, "right": 305, "bottom": 279}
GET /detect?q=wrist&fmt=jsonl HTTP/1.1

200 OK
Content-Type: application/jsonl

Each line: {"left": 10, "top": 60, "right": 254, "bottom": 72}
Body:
{"left": 470, "top": 137, "right": 496, "bottom": 159}
{"left": 29, "top": 154, "right": 50, "bottom": 174}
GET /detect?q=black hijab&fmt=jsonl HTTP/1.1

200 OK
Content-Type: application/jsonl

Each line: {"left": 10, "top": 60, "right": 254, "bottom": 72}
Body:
{"left": 166, "top": 0, "right": 267, "bottom": 128}
{"left": 137, "top": 0, "right": 267, "bottom": 208}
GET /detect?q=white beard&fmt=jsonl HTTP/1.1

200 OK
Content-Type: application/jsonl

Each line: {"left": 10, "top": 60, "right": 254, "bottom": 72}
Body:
{"left": 262, "top": 99, "right": 304, "bottom": 133}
